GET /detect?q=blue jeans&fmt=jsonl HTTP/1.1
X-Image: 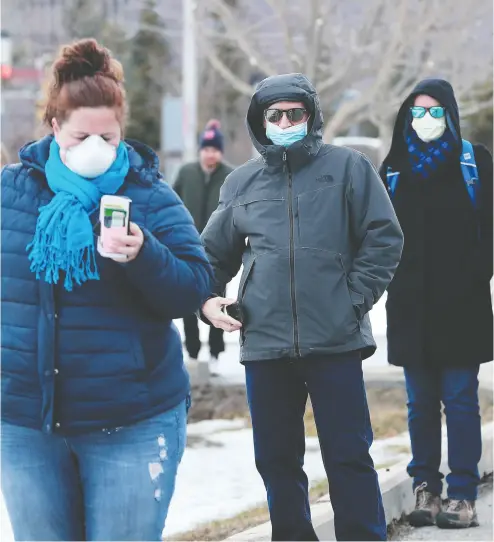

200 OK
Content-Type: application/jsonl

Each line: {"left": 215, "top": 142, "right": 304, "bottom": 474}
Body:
{"left": 1, "top": 400, "right": 187, "bottom": 541}
{"left": 245, "top": 353, "right": 386, "bottom": 541}
{"left": 404, "top": 366, "right": 481, "bottom": 500}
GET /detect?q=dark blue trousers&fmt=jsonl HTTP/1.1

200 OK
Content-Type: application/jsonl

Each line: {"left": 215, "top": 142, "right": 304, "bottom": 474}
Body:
{"left": 245, "top": 352, "right": 386, "bottom": 541}
{"left": 404, "top": 365, "right": 482, "bottom": 500}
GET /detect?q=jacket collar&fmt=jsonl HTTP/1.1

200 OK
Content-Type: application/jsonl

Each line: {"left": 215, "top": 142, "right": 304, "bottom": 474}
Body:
{"left": 262, "top": 136, "right": 324, "bottom": 171}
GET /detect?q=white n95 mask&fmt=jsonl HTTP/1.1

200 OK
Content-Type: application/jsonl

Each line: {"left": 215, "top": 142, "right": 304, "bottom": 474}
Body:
{"left": 65, "top": 135, "right": 117, "bottom": 178}
{"left": 412, "top": 114, "right": 446, "bottom": 143}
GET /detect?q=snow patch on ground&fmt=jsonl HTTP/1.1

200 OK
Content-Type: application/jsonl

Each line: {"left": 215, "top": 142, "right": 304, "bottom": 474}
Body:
{"left": 163, "top": 420, "right": 410, "bottom": 536}
{"left": 0, "top": 420, "right": 410, "bottom": 541}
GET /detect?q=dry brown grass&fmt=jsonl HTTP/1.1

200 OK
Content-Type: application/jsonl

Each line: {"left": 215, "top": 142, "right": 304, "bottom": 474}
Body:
{"left": 167, "top": 479, "right": 329, "bottom": 541}
{"left": 166, "top": 503, "right": 269, "bottom": 541}
{"left": 305, "top": 385, "right": 493, "bottom": 439}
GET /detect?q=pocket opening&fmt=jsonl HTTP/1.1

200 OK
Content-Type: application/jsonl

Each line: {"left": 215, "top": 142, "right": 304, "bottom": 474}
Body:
{"left": 238, "top": 258, "right": 256, "bottom": 345}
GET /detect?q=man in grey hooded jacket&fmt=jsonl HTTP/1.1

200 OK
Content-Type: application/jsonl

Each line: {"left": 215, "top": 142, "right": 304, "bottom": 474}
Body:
{"left": 201, "top": 74, "right": 403, "bottom": 541}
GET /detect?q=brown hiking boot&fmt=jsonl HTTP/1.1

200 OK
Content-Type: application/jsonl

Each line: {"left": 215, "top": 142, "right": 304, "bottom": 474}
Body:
{"left": 436, "top": 499, "right": 479, "bottom": 529}
{"left": 407, "top": 482, "right": 442, "bottom": 527}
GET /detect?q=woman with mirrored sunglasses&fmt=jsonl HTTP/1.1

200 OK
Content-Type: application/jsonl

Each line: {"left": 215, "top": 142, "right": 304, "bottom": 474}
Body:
{"left": 379, "top": 78, "right": 493, "bottom": 530}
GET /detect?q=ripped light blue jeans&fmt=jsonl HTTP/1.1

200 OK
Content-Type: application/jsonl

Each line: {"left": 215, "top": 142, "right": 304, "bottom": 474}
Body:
{"left": 1, "top": 400, "right": 186, "bottom": 541}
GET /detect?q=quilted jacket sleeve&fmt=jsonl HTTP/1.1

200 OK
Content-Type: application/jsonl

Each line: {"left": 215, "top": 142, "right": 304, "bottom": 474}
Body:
{"left": 123, "top": 181, "right": 214, "bottom": 320}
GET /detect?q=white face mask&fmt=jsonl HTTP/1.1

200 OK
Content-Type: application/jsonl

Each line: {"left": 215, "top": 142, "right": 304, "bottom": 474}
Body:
{"left": 64, "top": 135, "right": 117, "bottom": 178}
{"left": 411, "top": 114, "right": 446, "bottom": 143}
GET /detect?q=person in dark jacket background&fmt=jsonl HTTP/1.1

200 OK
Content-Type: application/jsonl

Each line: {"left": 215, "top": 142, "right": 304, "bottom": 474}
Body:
{"left": 173, "top": 120, "right": 233, "bottom": 370}
{"left": 380, "top": 78, "right": 493, "bottom": 530}
{"left": 200, "top": 73, "right": 404, "bottom": 541}
{"left": 1, "top": 39, "right": 213, "bottom": 541}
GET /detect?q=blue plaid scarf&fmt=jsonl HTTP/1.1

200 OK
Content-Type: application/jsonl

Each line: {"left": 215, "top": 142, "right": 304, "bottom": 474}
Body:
{"left": 406, "top": 128, "right": 455, "bottom": 179}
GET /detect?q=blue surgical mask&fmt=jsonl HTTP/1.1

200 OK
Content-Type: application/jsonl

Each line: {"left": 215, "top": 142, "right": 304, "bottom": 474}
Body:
{"left": 266, "top": 121, "right": 308, "bottom": 147}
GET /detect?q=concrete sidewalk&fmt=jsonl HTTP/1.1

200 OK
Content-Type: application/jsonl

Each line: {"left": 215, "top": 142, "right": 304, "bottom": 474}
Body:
{"left": 392, "top": 480, "right": 493, "bottom": 540}
{"left": 226, "top": 423, "right": 494, "bottom": 541}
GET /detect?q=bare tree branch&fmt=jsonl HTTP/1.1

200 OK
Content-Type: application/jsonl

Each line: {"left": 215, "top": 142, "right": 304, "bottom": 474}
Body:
{"left": 203, "top": 47, "right": 254, "bottom": 96}
{"left": 322, "top": 0, "right": 411, "bottom": 141}
{"left": 199, "top": 0, "right": 492, "bottom": 143}
{"left": 264, "top": 0, "right": 301, "bottom": 72}
{"left": 207, "top": 0, "right": 279, "bottom": 77}
{"left": 305, "top": 0, "right": 324, "bottom": 81}
{"left": 460, "top": 100, "right": 494, "bottom": 118}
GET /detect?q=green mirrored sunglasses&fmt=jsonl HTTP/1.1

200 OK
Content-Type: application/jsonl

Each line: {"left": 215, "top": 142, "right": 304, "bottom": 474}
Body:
{"left": 410, "top": 106, "right": 446, "bottom": 119}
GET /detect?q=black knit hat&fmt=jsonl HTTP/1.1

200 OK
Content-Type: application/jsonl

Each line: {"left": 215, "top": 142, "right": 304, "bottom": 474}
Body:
{"left": 199, "top": 119, "right": 224, "bottom": 152}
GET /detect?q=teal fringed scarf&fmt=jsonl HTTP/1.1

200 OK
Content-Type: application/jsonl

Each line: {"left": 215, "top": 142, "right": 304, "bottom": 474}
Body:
{"left": 27, "top": 138, "right": 130, "bottom": 291}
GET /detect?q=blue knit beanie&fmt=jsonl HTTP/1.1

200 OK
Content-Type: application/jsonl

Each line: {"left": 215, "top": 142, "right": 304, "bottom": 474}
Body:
{"left": 200, "top": 119, "right": 224, "bottom": 152}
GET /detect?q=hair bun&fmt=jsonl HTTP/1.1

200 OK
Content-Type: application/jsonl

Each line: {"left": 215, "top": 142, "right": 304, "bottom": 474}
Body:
{"left": 53, "top": 38, "right": 123, "bottom": 85}
{"left": 205, "top": 119, "right": 221, "bottom": 130}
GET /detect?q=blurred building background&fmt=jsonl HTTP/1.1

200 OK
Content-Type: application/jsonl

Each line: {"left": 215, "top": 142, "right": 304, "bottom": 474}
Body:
{"left": 1, "top": 0, "right": 492, "bottom": 174}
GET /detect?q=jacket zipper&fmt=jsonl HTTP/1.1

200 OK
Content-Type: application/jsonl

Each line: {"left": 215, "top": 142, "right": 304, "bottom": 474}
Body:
{"left": 284, "top": 152, "right": 300, "bottom": 358}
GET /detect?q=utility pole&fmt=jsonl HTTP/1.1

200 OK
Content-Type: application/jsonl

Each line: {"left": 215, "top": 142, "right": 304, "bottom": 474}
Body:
{"left": 182, "top": 0, "right": 198, "bottom": 163}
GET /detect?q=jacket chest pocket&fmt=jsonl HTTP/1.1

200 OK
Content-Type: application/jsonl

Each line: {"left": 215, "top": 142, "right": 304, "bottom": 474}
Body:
{"left": 233, "top": 198, "right": 288, "bottom": 252}
{"left": 296, "top": 181, "right": 347, "bottom": 249}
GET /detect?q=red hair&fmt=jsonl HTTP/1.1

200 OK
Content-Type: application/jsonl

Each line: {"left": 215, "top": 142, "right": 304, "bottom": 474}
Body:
{"left": 43, "top": 39, "right": 127, "bottom": 128}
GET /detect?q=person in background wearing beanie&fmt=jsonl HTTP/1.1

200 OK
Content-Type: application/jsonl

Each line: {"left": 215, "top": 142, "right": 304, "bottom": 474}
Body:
{"left": 380, "top": 79, "right": 493, "bottom": 529}
{"left": 173, "top": 120, "right": 233, "bottom": 371}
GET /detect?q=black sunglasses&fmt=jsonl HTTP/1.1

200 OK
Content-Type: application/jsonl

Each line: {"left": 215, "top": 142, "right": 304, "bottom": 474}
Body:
{"left": 264, "top": 108, "right": 308, "bottom": 124}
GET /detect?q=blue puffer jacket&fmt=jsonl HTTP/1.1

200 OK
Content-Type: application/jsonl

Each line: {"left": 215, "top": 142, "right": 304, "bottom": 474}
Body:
{"left": 1, "top": 136, "right": 213, "bottom": 435}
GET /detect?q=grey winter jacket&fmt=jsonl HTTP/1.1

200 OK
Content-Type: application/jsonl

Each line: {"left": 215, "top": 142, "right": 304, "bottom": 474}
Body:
{"left": 201, "top": 74, "right": 403, "bottom": 362}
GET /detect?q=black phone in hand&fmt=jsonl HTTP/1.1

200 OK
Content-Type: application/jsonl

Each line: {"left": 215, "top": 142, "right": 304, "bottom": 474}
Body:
{"left": 225, "top": 302, "right": 243, "bottom": 324}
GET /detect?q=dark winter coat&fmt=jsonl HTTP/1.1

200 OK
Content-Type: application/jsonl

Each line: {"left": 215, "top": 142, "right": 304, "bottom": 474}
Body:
{"left": 173, "top": 161, "right": 233, "bottom": 232}
{"left": 1, "top": 136, "right": 213, "bottom": 435}
{"left": 380, "top": 79, "right": 493, "bottom": 368}
{"left": 201, "top": 73, "right": 404, "bottom": 363}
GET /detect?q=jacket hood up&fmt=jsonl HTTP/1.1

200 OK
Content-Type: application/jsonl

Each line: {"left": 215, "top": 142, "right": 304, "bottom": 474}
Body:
{"left": 246, "top": 73, "right": 324, "bottom": 159}
{"left": 383, "top": 78, "right": 462, "bottom": 166}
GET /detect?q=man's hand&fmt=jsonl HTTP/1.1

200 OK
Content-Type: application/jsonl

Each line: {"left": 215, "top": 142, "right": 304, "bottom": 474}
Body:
{"left": 202, "top": 297, "right": 242, "bottom": 332}
{"left": 104, "top": 222, "right": 144, "bottom": 262}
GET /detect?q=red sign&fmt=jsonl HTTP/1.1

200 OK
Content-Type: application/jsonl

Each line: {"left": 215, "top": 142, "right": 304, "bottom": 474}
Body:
{"left": 1, "top": 64, "right": 13, "bottom": 80}
{"left": 1, "top": 66, "right": 44, "bottom": 80}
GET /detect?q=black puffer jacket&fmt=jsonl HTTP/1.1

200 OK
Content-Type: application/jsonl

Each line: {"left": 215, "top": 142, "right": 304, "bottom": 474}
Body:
{"left": 380, "top": 79, "right": 493, "bottom": 368}
{"left": 202, "top": 73, "right": 403, "bottom": 362}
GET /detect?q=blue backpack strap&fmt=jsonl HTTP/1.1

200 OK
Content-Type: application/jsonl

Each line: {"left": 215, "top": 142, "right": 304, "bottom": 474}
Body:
{"left": 460, "top": 139, "right": 480, "bottom": 210}
{"left": 386, "top": 167, "right": 400, "bottom": 198}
